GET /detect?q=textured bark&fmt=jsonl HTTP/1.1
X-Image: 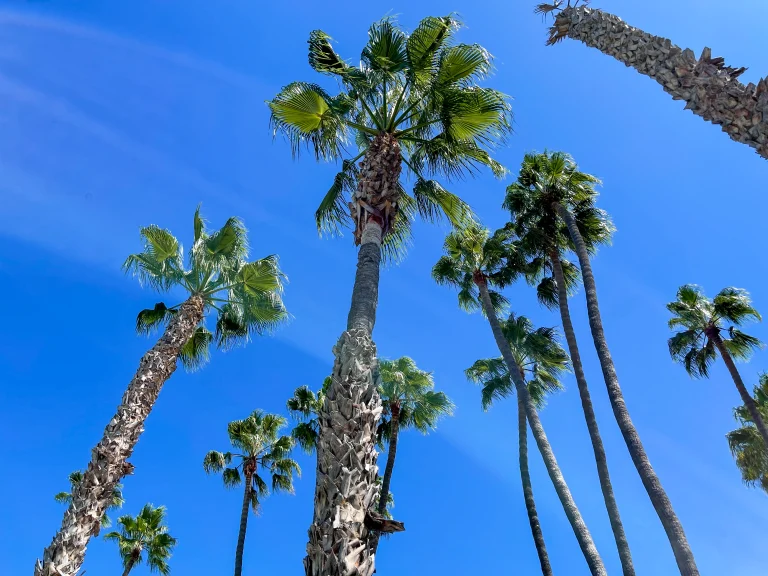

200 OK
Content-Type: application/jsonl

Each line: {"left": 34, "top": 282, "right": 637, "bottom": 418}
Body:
{"left": 549, "top": 6, "right": 768, "bottom": 161}
{"left": 710, "top": 332, "right": 768, "bottom": 449}
{"left": 517, "top": 394, "right": 553, "bottom": 576}
{"left": 234, "top": 466, "right": 254, "bottom": 576}
{"left": 377, "top": 404, "right": 399, "bottom": 515}
{"left": 35, "top": 295, "right": 205, "bottom": 576}
{"left": 551, "top": 252, "right": 635, "bottom": 576}
{"left": 476, "top": 279, "right": 607, "bottom": 576}
{"left": 556, "top": 202, "right": 699, "bottom": 576}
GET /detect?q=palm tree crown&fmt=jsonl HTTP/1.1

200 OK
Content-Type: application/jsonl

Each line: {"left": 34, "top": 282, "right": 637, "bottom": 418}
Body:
{"left": 727, "top": 374, "right": 768, "bottom": 493}
{"left": 203, "top": 410, "right": 300, "bottom": 511}
{"left": 104, "top": 504, "right": 177, "bottom": 576}
{"left": 268, "top": 16, "right": 512, "bottom": 254}
{"left": 667, "top": 285, "right": 763, "bottom": 378}
{"left": 286, "top": 377, "right": 331, "bottom": 453}
{"left": 54, "top": 471, "right": 124, "bottom": 529}
{"left": 124, "top": 207, "right": 289, "bottom": 369}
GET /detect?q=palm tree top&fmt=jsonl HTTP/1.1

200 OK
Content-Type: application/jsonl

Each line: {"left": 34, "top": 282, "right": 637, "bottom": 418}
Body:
{"left": 104, "top": 504, "right": 176, "bottom": 576}
{"left": 123, "top": 207, "right": 289, "bottom": 369}
{"left": 667, "top": 284, "right": 763, "bottom": 378}
{"left": 465, "top": 313, "right": 570, "bottom": 410}
{"left": 286, "top": 377, "right": 330, "bottom": 454}
{"left": 727, "top": 373, "right": 768, "bottom": 492}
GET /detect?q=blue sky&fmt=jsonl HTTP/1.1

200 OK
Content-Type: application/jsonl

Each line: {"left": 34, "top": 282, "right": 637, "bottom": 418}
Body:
{"left": 2, "top": 0, "right": 767, "bottom": 574}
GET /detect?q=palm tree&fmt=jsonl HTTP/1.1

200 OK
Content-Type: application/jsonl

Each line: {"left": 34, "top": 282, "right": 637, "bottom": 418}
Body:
{"left": 104, "top": 504, "right": 177, "bottom": 576}
{"left": 465, "top": 314, "right": 569, "bottom": 576}
{"left": 508, "top": 150, "right": 697, "bottom": 576}
{"left": 54, "top": 471, "right": 124, "bottom": 529}
{"left": 507, "top": 155, "right": 635, "bottom": 576}
{"left": 268, "top": 16, "right": 512, "bottom": 575}
{"left": 433, "top": 223, "right": 607, "bottom": 576}
{"left": 668, "top": 285, "right": 768, "bottom": 448}
{"left": 204, "top": 410, "right": 300, "bottom": 576}
{"left": 35, "top": 208, "right": 289, "bottom": 576}
{"left": 286, "top": 378, "right": 331, "bottom": 453}
{"left": 727, "top": 374, "right": 768, "bottom": 493}
{"left": 536, "top": 1, "right": 768, "bottom": 161}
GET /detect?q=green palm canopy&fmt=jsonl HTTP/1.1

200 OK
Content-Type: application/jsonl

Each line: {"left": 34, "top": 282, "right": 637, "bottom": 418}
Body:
{"left": 727, "top": 374, "right": 768, "bottom": 493}
{"left": 268, "top": 15, "right": 512, "bottom": 255}
{"left": 54, "top": 471, "right": 124, "bottom": 529}
{"left": 286, "top": 378, "right": 331, "bottom": 454}
{"left": 104, "top": 504, "right": 177, "bottom": 576}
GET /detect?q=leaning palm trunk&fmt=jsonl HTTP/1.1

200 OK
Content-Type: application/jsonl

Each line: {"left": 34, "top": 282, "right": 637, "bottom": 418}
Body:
{"left": 305, "top": 134, "right": 402, "bottom": 576}
{"left": 234, "top": 467, "right": 254, "bottom": 576}
{"left": 122, "top": 555, "right": 137, "bottom": 576}
{"left": 709, "top": 332, "right": 768, "bottom": 449}
{"left": 517, "top": 393, "right": 553, "bottom": 576}
{"left": 547, "top": 6, "right": 768, "bottom": 161}
{"left": 556, "top": 203, "right": 699, "bottom": 576}
{"left": 377, "top": 405, "right": 400, "bottom": 516}
{"left": 35, "top": 295, "right": 205, "bottom": 576}
{"left": 476, "top": 279, "right": 607, "bottom": 576}
{"left": 551, "top": 252, "right": 635, "bottom": 576}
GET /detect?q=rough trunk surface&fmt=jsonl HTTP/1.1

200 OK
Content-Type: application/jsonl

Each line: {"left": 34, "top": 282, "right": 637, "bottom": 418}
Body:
{"left": 476, "top": 279, "right": 607, "bottom": 576}
{"left": 35, "top": 295, "right": 205, "bottom": 576}
{"left": 552, "top": 251, "right": 635, "bottom": 576}
{"left": 234, "top": 467, "right": 254, "bottom": 576}
{"left": 517, "top": 394, "right": 553, "bottom": 576}
{"left": 556, "top": 202, "right": 699, "bottom": 576}
{"left": 550, "top": 6, "right": 768, "bottom": 160}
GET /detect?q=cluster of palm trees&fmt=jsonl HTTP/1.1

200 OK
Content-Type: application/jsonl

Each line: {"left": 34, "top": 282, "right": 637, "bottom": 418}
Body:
{"left": 33, "top": 7, "right": 768, "bottom": 576}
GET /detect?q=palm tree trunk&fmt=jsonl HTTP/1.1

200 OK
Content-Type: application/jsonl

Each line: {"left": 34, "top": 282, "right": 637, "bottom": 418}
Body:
{"left": 517, "top": 393, "right": 553, "bottom": 576}
{"left": 555, "top": 202, "right": 699, "bottom": 576}
{"left": 476, "top": 278, "right": 607, "bottom": 576}
{"left": 548, "top": 6, "right": 768, "bottom": 161}
{"left": 551, "top": 251, "right": 635, "bottom": 576}
{"left": 377, "top": 404, "right": 399, "bottom": 515}
{"left": 122, "top": 556, "right": 137, "bottom": 576}
{"left": 710, "top": 332, "right": 768, "bottom": 448}
{"left": 234, "top": 470, "right": 253, "bottom": 576}
{"left": 35, "top": 294, "right": 205, "bottom": 576}
{"left": 305, "top": 133, "right": 402, "bottom": 576}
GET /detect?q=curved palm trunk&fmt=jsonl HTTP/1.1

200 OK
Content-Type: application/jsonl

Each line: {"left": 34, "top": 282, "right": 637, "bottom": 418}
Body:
{"left": 234, "top": 468, "right": 254, "bottom": 576}
{"left": 122, "top": 555, "right": 137, "bottom": 576}
{"left": 517, "top": 393, "right": 553, "bottom": 576}
{"left": 305, "top": 133, "right": 402, "bottom": 576}
{"left": 710, "top": 332, "right": 768, "bottom": 449}
{"left": 35, "top": 295, "right": 205, "bottom": 576}
{"left": 377, "top": 404, "right": 400, "bottom": 515}
{"left": 551, "top": 252, "right": 635, "bottom": 576}
{"left": 548, "top": 6, "right": 768, "bottom": 161}
{"left": 476, "top": 279, "right": 607, "bottom": 576}
{"left": 556, "top": 202, "right": 699, "bottom": 576}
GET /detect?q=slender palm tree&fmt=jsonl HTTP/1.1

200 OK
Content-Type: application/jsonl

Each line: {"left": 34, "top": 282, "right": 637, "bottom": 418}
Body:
{"left": 668, "top": 285, "right": 768, "bottom": 448}
{"left": 508, "top": 157, "right": 635, "bottom": 576}
{"left": 508, "top": 150, "right": 697, "bottom": 575}
{"left": 35, "top": 208, "right": 289, "bottom": 576}
{"left": 727, "top": 374, "right": 768, "bottom": 493}
{"left": 286, "top": 378, "right": 331, "bottom": 453}
{"left": 204, "top": 410, "right": 300, "bottom": 576}
{"left": 536, "top": 1, "right": 768, "bottom": 161}
{"left": 465, "top": 314, "right": 569, "bottom": 576}
{"left": 268, "top": 16, "right": 511, "bottom": 575}
{"left": 433, "top": 223, "right": 606, "bottom": 576}
{"left": 54, "top": 471, "right": 124, "bottom": 529}
{"left": 104, "top": 504, "right": 177, "bottom": 576}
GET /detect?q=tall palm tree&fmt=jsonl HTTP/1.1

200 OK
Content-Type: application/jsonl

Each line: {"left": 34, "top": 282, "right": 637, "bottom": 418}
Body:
{"left": 204, "top": 410, "right": 300, "bottom": 576}
{"left": 465, "top": 314, "right": 569, "bottom": 576}
{"left": 508, "top": 150, "right": 697, "bottom": 576}
{"left": 35, "top": 208, "right": 289, "bottom": 576}
{"left": 433, "top": 223, "right": 607, "bottom": 576}
{"left": 727, "top": 374, "right": 768, "bottom": 493}
{"left": 507, "top": 156, "right": 635, "bottom": 576}
{"left": 286, "top": 378, "right": 331, "bottom": 454}
{"left": 268, "top": 16, "right": 511, "bottom": 575}
{"left": 536, "top": 1, "right": 768, "bottom": 161}
{"left": 104, "top": 504, "right": 177, "bottom": 576}
{"left": 667, "top": 284, "right": 768, "bottom": 448}
{"left": 54, "top": 471, "right": 124, "bottom": 529}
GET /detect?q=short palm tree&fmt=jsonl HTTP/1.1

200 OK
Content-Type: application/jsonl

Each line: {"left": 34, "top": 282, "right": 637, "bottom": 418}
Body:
{"left": 727, "top": 374, "right": 768, "bottom": 493}
{"left": 507, "top": 150, "right": 696, "bottom": 576}
{"left": 286, "top": 377, "right": 331, "bottom": 453}
{"left": 465, "top": 314, "right": 569, "bottom": 576}
{"left": 433, "top": 223, "right": 606, "bottom": 576}
{"left": 268, "top": 16, "right": 511, "bottom": 575}
{"left": 104, "top": 504, "right": 177, "bottom": 576}
{"left": 204, "top": 410, "right": 300, "bottom": 576}
{"left": 668, "top": 285, "right": 768, "bottom": 448}
{"left": 55, "top": 471, "right": 124, "bottom": 529}
{"left": 35, "top": 208, "right": 289, "bottom": 576}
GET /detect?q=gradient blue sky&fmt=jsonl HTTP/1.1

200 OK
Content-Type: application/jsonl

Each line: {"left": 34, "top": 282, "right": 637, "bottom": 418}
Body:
{"left": 2, "top": 0, "right": 767, "bottom": 574}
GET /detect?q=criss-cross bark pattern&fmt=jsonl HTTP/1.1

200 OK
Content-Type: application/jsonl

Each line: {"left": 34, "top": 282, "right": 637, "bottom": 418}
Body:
{"left": 549, "top": 6, "right": 768, "bottom": 160}
{"left": 35, "top": 295, "right": 205, "bottom": 576}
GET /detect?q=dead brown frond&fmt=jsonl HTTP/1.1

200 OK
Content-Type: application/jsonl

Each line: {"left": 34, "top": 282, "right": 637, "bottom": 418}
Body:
{"left": 534, "top": 2, "right": 562, "bottom": 16}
